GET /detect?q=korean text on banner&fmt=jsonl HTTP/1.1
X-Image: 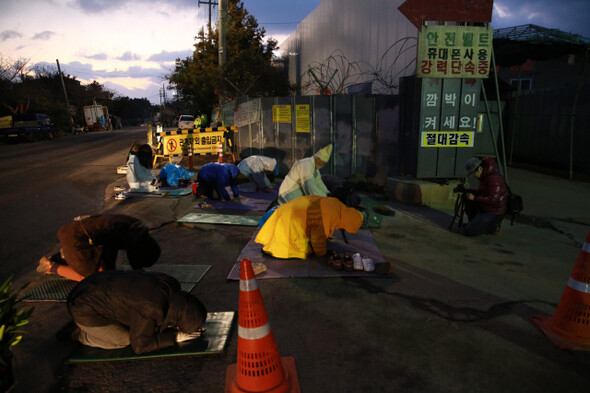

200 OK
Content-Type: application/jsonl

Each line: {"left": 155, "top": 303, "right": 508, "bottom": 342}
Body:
{"left": 417, "top": 25, "right": 492, "bottom": 79}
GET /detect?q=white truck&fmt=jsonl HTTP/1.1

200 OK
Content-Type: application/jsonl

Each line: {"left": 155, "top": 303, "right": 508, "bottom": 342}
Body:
{"left": 83, "top": 105, "right": 111, "bottom": 131}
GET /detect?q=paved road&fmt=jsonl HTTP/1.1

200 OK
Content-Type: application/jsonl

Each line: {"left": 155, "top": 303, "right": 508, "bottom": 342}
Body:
{"left": 0, "top": 128, "right": 146, "bottom": 279}
{"left": 3, "top": 129, "right": 590, "bottom": 393}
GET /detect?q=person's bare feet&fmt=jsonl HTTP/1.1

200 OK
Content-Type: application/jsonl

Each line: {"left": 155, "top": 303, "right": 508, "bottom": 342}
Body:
{"left": 36, "top": 256, "right": 54, "bottom": 274}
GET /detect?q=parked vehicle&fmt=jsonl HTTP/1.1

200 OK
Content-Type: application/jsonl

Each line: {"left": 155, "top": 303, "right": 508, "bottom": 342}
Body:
{"left": 0, "top": 113, "right": 55, "bottom": 141}
{"left": 84, "top": 105, "right": 111, "bottom": 131}
{"left": 178, "top": 115, "right": 194, "bottom": 130}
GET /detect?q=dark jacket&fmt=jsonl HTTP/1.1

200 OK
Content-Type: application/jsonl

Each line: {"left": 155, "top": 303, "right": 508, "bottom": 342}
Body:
{"left": 57, "top": 214, "right": 160, "bottom": 277}
{"left": 468, "top": 157, "right": 508, "bottom": 216}
{"left": 197, "top": 162, "right": 240, "bottom": 200}
{"left": 67, "top": 270, "right": 207, "bottom": 355}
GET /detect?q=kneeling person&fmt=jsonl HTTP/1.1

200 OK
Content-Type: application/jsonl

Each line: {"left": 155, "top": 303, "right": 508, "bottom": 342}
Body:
{"left": 67, "top": 270, "right": 207, "bottom": 355}
{"left": 255, "top": 195, "right": 363, "bottom": 259}
{"left": 197, "top": 162, "right": 241, "bottom": 200}
{"left": 37, "top": 214, "right": 161, "bottom": 282}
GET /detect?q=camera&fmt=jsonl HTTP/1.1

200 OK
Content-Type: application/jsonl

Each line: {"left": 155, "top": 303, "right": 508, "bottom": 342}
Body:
{"left": 453, "top": 183, "right": 466, "bottom": 193}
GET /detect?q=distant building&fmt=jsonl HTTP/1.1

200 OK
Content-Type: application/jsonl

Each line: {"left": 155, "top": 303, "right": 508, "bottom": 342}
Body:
{"left": 492, "top": 24, "right": 590, "bottom": 176}
{"left": 493, "top": 24, "right": 590, "bottom": 92}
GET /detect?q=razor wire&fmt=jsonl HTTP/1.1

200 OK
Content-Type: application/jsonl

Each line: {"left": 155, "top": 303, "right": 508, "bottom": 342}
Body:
{"left": 301, "top": 37, "right": 418, "bottom": 95}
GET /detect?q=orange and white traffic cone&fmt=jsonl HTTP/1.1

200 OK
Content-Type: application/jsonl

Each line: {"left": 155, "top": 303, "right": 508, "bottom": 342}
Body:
{"left": 225, "top": 259, "right": 300, "bottom": 393}
{"left": 532, "top": 231, "right": 590, "bottom": 350}
{"left": 218, "top": 142, "right": 224, "bottom": 163}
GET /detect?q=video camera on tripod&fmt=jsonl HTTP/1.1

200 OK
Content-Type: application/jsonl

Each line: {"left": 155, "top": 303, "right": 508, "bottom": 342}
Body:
{"left": 449, "top": 182, "right": 468, "bottom": 230}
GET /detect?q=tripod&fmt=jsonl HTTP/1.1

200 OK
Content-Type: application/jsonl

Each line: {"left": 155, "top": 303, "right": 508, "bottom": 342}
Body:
{"left": 449, "top": 191, "right": 467, "bottom": 231}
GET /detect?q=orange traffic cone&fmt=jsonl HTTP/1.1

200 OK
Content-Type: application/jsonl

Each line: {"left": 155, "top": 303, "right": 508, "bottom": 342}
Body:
{"left": 532, "top": 231, "right": 590, "bottom": 350}
{"left": 225, "top": 259, "right": 300, "bottom": 393}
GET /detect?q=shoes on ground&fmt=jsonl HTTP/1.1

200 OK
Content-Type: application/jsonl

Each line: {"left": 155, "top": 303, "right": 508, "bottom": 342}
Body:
{"left": 362, "top": 256, "right": 375, "bottom": 272}
{"left": 352, "top": 253, "right": 364, "bottom": 271}
{"left": 328, "top": 251, "right": 343, "bottom": 270}
{"left": 342, "top": 253, "right": 354, "bottom": 271}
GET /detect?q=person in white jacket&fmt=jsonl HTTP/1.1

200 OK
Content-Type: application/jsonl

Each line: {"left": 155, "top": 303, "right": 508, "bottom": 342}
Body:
{"left": 237, "top": 155, "right": 278, "bottom": 192}
{"left": 277, "top": 144, "right": 333, "bottom": 205}
{"left": 126, "top": 143, "right": 159, "bottom": 192}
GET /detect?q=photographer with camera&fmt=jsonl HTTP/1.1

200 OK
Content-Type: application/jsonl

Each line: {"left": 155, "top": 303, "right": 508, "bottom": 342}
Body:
{"left": 460, "top": 157, "right": 509, "bottom": 236}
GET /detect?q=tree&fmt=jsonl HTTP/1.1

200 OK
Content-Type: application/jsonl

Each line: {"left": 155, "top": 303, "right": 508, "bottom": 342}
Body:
{"left": 168, "top": 0, "right": 293, "bottom": 117}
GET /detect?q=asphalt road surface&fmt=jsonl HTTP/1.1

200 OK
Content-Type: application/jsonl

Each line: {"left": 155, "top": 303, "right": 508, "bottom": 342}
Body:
{"left": 0, "top": 127, "right": 146, "bottom": 280}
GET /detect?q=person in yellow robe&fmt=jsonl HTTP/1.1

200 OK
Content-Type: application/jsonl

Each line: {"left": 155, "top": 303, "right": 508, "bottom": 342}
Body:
{"left": 255, "top": 195, "right": 363, "bottom": 259}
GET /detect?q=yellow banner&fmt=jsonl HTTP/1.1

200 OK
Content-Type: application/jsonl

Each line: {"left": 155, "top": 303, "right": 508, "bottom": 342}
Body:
{"left": 272, "top": 105, "right": 291, "bottom": 123}
{"left": 421, "top": 131, "right": 474, "bottom": 148}
{"left": 417, "top": 25, "right": 492, "bottom": 78}
{"left": 295, "top": 104, "right": 310, "bottom": 133}
{"left": 0, "top": 116, "right": 12, "bottom": 129}
{"left": 162, "top": 131, "right": 224, "bottom": 155}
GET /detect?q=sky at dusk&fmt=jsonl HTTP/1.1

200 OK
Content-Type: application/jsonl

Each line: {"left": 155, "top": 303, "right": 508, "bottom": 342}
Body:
{"left": 1, "top": 0, "right": 589, "bottom": 104}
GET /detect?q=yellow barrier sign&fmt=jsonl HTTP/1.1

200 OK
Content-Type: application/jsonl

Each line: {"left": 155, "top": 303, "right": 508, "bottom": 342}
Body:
{"left": 162, "top": 131, "right": 224, "bottom": 155}
{"left": 0, "top": 116, "right": 12, "bottom": 129}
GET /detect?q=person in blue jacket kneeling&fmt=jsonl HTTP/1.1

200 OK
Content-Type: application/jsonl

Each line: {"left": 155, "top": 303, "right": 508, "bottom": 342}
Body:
{"left": 197, "top": 162, "right": 241, "bottom": 200}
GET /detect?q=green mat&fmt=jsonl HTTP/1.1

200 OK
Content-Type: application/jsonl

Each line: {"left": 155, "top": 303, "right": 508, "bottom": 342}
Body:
{"left": 67, "top": 311, "right": 235, "bottom": 363}
{"left": 177, "top": 212, "right": 260, "bottom": 226}
{"left": 22, "top": 264, "right": 211, "bottom": 302}
{"left": 126, "top": 189, "right": 192, "bottom": 197}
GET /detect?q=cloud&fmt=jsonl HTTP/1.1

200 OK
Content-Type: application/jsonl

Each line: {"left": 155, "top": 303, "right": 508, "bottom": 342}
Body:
{"left": 32, "top": 31, "right": 55, "bottom": 40}
{"left": 0, "top": 30, "right": 22, "bottom": 42}
{"left": 493, "top": 0, "right": 590, "bottom": 37}
{"left": 148, "top": 49, "right": 193, "bottom": 62}
{"left": 71, "top": 0, "right": 196, "bottom": 13}
{"left": 85, "top": 52, "right": 108, "bottom": 60}
{"left": 493, "top": 3, "right": 511, "bottom": 19}
{"left": 117, "top": 51, "right": 142, "bottom": 61}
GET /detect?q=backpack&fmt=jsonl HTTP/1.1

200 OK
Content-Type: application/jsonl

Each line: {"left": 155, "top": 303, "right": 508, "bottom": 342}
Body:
{"left": 506, "top": 186, "right": 523, "bottom": 225}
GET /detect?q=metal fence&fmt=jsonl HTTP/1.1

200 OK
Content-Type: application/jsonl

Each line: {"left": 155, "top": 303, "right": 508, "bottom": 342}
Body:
{"left": 505, "top": 86, "right": 590, "bottom": 176}
{"left": 220, "top": 86, "right": 590, "bottom": 185}
{"left": 223, "top": 95, "right": 401, "bottom": 186}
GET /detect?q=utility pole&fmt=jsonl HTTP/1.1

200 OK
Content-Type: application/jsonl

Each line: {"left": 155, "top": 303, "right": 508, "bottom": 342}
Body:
{"left": 218, "top": 0, "right": 227, "bottom": 109}
{"left": 56, "top": 60, "right": 70, "bottom": 108}
{"left": 198, "top": 0, "right": 217, "bottom": 32}
{"left": 56, "top": 59, "right": 73, "bottom": 126}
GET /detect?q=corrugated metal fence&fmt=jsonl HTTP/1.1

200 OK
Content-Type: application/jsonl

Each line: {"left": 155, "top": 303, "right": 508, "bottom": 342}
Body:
{"left": 505, "top": 86, "right": 590, "bottom": 176}
{"left": 224, "top": 95, "right": 401, "bottom": 186}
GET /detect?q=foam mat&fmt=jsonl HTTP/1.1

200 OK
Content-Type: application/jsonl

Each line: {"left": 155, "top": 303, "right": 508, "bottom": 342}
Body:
{"left": 177, "top": 212, "right": 261, "bottom": 226}
{"left": 125, "top": 188, "right": 192, "bottom": 197}
{"left": 67, "top": 311, "right": 235, "bottom": 362}
{"left": 226, "top": 228, "right": 386, "bottom": 280}
{"left": 22, "top": 264, "right": 211, "bottom": 302}
{"left": 194, "top": 190, "right": 276, "bottom": 211}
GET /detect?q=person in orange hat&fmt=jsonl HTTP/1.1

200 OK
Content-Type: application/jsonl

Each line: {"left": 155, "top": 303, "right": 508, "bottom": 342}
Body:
{"left": 255, "top": 195, "right": 363, "bottom": 259}
{"left": 277, "top": 144, "right": 333, "bottom": 204}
